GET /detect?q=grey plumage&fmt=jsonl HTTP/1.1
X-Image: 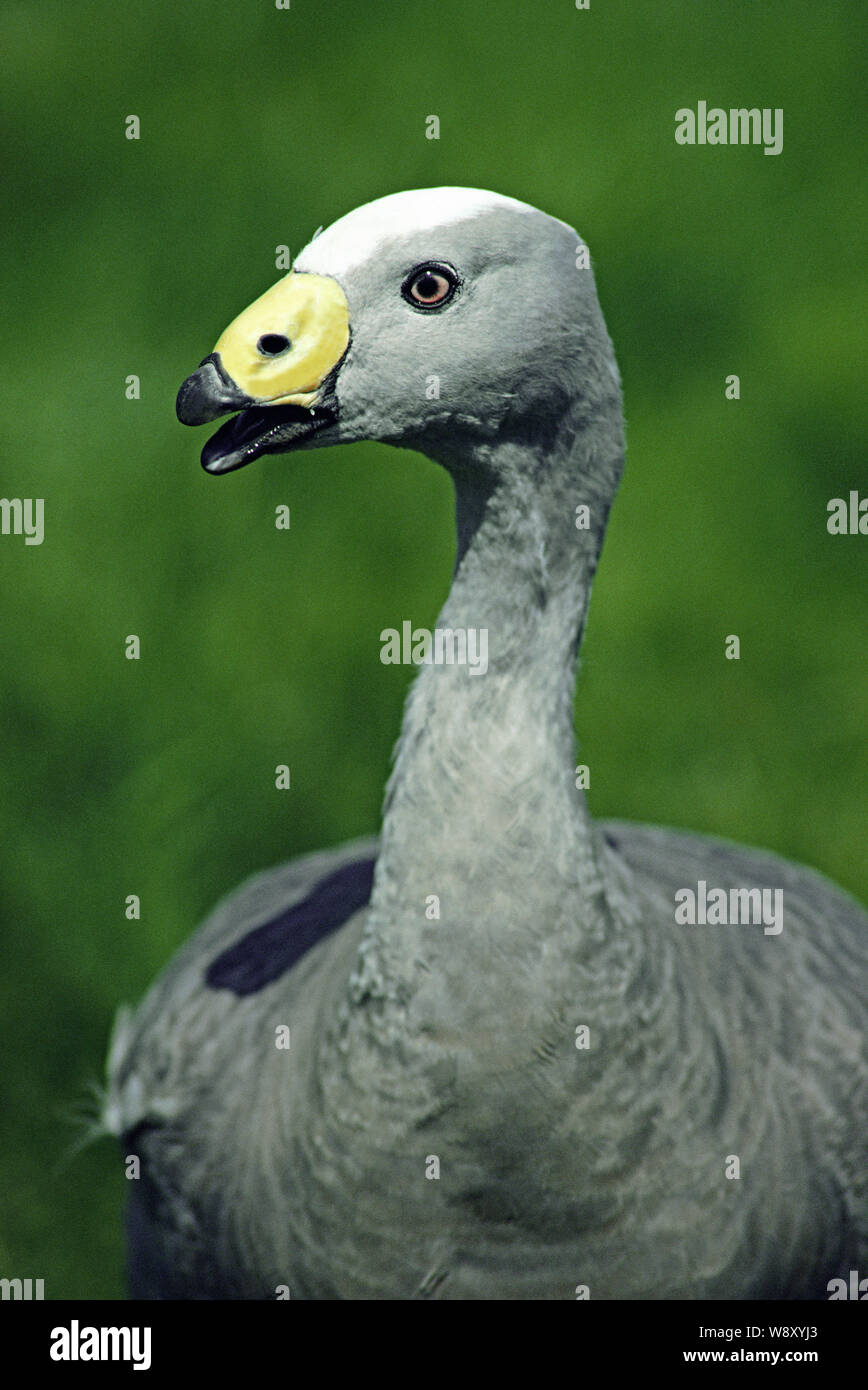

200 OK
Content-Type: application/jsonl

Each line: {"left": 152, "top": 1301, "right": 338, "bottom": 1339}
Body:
{"left": 104, "top": 188, "right": 868, "bottom": 1299}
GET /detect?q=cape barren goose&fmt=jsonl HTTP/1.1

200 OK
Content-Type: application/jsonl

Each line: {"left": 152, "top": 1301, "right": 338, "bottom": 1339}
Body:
{"left": 104, "top": 187, "right": 868, "bottom": 1299}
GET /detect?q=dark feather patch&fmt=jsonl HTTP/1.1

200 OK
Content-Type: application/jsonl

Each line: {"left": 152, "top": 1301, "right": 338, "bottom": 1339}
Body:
{"left": 205, "top": 856, "right": 376, "bottom": 996}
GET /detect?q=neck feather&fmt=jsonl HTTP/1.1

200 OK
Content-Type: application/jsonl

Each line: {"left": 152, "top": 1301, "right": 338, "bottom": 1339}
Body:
{"left": 352, "top": 402, "right": 625, "bottom": 1007}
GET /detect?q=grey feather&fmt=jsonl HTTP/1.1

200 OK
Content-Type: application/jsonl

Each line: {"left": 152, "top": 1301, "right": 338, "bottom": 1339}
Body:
{"left": 104, "top": 188, "right": 868, "bottom": 1299}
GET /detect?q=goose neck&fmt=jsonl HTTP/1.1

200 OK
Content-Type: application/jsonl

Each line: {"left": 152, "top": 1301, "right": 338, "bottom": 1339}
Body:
{"left": 360, "top": 420, "right": 624, "bottom": 986}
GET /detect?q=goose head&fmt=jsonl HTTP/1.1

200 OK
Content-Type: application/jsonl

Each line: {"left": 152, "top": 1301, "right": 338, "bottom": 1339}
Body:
{"left": 176, "top": 187, "right": 620, "bottom": 477}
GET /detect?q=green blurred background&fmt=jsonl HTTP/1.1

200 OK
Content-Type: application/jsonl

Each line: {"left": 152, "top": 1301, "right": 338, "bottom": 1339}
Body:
{"left": 1, "top": 0, "right": 865, "bottom": 1297}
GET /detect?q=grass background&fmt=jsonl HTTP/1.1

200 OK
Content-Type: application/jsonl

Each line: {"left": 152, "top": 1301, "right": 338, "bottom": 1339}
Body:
{"left": 0, "top": 0, "right": 865, "bottom": 1297}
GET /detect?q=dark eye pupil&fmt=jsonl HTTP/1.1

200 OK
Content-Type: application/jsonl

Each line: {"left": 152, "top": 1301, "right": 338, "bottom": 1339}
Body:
{"left": 416, "top": 273, "right": 440, "bottom": 299}
{"left": 402, "top": 263, "right": 457, "bottom": 309}
{"left": 258, "top": 334, "right": 290, "bottom": 356}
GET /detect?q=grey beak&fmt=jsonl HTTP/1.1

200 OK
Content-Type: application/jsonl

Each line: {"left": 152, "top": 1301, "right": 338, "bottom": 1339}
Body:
{"left": 176, "top": 353, "right": 253, "bottom": 426}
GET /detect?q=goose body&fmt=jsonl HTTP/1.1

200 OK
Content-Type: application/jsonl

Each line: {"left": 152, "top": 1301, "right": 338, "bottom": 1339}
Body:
{"left": 105, "top": 188, "right": 868, "bottom": 1299}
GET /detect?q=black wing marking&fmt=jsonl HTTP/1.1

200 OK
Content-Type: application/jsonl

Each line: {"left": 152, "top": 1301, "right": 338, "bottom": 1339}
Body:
{"left": 205, "top": 856, "right": 376, "bottom": 997}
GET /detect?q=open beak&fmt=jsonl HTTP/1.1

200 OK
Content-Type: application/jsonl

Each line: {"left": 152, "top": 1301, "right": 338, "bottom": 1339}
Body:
{"left": 176, "top": 271, "right": 350, "bottom": 474}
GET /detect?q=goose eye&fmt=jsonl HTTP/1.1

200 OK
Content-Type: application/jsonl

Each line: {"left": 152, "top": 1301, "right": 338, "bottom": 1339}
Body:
{"left": 402, "top": 264, "right": 458, "bottom": 310}
{"left": 257, "top": 333, "right": 291, "bottom": 356}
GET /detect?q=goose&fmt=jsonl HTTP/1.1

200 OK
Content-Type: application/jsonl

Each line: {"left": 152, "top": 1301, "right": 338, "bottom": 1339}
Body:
{"left": 104, "top": 187, "right": 868, "bottom": 1300}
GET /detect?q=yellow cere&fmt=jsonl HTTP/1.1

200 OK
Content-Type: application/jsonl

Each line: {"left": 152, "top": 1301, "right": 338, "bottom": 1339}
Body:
{"left": 214, "top": 272, "right": 350, "bottom": 406}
